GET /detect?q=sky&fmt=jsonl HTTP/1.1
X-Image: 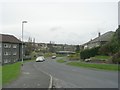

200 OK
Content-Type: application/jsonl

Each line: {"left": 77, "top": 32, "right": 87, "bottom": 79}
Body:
{"left": 0, "top": 0, "right": 119, "bottom": 45}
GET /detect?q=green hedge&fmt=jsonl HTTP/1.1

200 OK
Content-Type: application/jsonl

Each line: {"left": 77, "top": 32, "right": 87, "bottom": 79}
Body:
{"left": 80, "top": 47, "right": 100, "bottom": 59}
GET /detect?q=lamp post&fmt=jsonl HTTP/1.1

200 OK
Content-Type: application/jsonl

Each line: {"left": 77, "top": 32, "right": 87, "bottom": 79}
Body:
{"left": 21, "top": 21, "right": 27, "bottom": 66}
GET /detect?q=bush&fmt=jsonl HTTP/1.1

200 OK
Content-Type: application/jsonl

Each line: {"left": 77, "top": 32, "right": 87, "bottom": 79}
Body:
{"left": 111, "top": 51, "right": 120, "bottom": 64}
{"left": 80, "top": 47, "right": 100, "bottom": 59}
{"left": 69, "top": 53, "right": 80, "bottom": 60}
{"left": 44, "top": 52, "right": 53, "bottom": 57}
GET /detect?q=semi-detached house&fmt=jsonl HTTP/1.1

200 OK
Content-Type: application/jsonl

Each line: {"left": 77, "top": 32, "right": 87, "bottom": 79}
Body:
{"left": 0, "top": 34, "right": 24, "bottom": 65}
{"left": 82, "top": 31, "right": 114, "bottom": 49}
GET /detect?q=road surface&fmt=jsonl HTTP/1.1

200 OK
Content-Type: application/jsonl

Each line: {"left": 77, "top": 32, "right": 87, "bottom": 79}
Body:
{"left": 33, "top": 57, "right": 118, "bottom": 88}
{"left": 3, "top": 57, "right": 118, "bottom": 88}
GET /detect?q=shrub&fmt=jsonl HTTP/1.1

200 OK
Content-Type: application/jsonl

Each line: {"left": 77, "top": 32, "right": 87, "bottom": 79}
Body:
{"left": 69, "top": 53, "right": 80, "bottom": 60}
{"left": 80, "top": 47, "right": 100, "bottom": 59}
{"left": 111, "top": 51, "right": 120, "bottom": 64}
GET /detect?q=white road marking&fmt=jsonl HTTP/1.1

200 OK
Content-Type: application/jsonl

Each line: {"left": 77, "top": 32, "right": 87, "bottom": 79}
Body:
{"left": 33, "top": 63, "right": 53, "bottom": 89}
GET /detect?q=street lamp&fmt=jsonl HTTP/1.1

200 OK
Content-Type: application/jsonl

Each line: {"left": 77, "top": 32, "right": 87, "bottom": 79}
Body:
{"left": 21, "top": 21, "right": 27, "bottom": 66}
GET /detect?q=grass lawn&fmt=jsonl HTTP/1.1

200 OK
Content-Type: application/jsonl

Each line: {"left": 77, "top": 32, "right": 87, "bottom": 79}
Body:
{"left": 0, "top": 66, "right": 2, "bottom": 87}
{"left": 57, "top": 59, "right": 66, "bottom": 63}
{"left": 66, "top": 62, "right": 118, "bottom": 71}
{"left": 2, "top": 59, "right": 34, "bottom": 85}
{"left": 2, "top": 62, "right": 21, "bottom": 85}
{"left": 94, "top": 55, "right": 111, "bottom": 60}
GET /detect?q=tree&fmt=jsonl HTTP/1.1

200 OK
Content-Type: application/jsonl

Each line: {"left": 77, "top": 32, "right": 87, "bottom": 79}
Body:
{"left": 25, "top": 37, "right": 33, "bottom": 55}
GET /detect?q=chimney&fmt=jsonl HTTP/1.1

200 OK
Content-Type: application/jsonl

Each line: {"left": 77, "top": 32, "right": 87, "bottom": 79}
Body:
{"left": 98, "top": 32, "right": 101, "bottom": 37}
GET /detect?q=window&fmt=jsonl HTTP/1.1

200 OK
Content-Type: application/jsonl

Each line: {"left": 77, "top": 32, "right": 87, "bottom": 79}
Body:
{"left": 8, "top": 44, "right": 11, "bottom": 48}
{"left": 13, "top": 44, "right": 17, "bottom": 48}
{"left": 4, "top": 44, "right": 9, "bottom": 48}
{"left": 4, "top": 59, "right": 8, "bottom": 63}
{"left": 8, "top": 52, "right": 11, "bottom": 55}
{"left": 4, "top": 52, "right": 9, "bottom": 56}
{"left": 8, "top": 59, "right": 11, "bottom": 63}
{"left": 13, "top": 52, "right": 17, "bottom": 55}
{"left": 14, "top": 59, "right": 16, "bottom": 62}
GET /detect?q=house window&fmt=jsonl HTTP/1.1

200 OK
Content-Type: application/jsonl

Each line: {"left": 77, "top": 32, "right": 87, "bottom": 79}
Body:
{"left": 13, "top": 44, "right": 17, "bottom": 48}
{"left": 4, "top": 44, "right": 9, "bottom": 48}
{"left": 8, "top": 44, "right": 11, "bottom": 48}
{"left": 4, "top": 52, "right": 9, "bottom": 56}
{"left": 13, "top": 52, "right": 17, "bottom": 55}
{"left": 4, "top": 59, "right": 8, "bottom": 63}
{"left": 14, "top": 59, "right": 16, "bottom": 62}
{"left": 8, "top": 52, "right": 11, "bottom": 55}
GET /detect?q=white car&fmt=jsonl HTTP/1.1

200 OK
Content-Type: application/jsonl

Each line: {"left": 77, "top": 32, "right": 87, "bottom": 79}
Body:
{"left": 52, "top": 56, "right": 56, "bottom": 59}
{"left": 36, "top": 56, "right": 45, "bottom": 62}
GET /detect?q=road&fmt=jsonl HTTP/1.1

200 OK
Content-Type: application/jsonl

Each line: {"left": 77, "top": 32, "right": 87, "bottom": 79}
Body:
{"left": 33, "top": 57, "right": 118, "bottom": 88}
{"left": 3, "top": 57, "right": 118, "bottom": 88}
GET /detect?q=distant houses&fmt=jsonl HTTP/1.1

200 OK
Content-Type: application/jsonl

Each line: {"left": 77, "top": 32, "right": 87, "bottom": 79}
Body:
{"left": 0, "top": 34, "right": 24, "bottom": 65}
{"left": 26, "top": 42, "right": 76, "bottom": 54}
{"left": 1, "top": 31, "right": 114, "bottom": 65}
{"left": 81, "top": 31, "right": 114, "bottom": 50}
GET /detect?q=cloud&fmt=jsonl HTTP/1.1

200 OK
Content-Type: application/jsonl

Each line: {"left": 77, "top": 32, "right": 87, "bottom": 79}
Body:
{"left": 50, "top": 26, "right": 62, "bottom": 32}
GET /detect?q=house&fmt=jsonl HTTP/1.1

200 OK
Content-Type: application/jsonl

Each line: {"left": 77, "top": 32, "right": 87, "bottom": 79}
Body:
{"left": 63, "top": 44, "right": 76, "bottom": 52}
{"left": 0, "top": 34, "right": 23, "bottom": 65}
{"left": 82, "top": 31, "right": 114, "bottom": 49}
{"left": 47, "top": 43, "right": 76, "bottom": 53}
{"left": 56, "top": 51, "right": 75, "bottom": 55}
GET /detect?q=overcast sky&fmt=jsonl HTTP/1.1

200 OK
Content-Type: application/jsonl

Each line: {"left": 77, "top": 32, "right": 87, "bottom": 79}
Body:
{"left": 0, "top": 0, "right": 119, "bottom": 45}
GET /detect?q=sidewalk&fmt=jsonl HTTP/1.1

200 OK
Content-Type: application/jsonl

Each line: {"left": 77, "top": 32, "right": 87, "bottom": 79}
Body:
{"left": 3, "top": 61, "right": 50, "bottom": 88}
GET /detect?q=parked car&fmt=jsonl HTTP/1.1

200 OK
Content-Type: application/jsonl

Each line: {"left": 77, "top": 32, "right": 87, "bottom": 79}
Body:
{"left": 36, "top": 56, "right": 45, "bottom": 62}
{"left": 52, "top": 56, "right": 56, "bottom": 59}
{"left": 85, "top": 58, "right": 91, "bottom": 62}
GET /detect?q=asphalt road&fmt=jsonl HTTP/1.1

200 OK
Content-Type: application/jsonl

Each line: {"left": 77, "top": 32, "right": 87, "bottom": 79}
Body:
{"left": 33, "top": 57, "right": 118, "bottom": 88}
{"left": 3, "top": 61, "right": 50, "bottom": 88}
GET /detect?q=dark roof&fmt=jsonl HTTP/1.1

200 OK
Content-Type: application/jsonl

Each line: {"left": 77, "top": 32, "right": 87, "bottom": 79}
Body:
{"left": 0, "top": 34, "right": 21, "bottom": 43}
{"left": 56, "top": 51, "right": 75, "bottom": 54}
{"left": 83, "top": 31, "right": 114, "bottom": 45}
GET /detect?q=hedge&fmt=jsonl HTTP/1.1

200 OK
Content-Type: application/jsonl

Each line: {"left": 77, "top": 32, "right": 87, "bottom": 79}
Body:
{"left": 80, "top": 47, "right": 100, "bottom": 59}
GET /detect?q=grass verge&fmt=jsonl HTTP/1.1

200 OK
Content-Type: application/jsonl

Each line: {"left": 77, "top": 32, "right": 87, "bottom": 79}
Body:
{"left": 2, "top": 59, "right": 34, "bottom": 85}
{"left": 66, "top": 62, "right": 118, "bottom": 71}
{"left": 2, "top": 62, "right": 21, "bottom": 85}
{"left": 0, "top": 66, "right": 2, "bottom": 87}
{"left": 57, "top": 59, "right": 66, "bottom": 63}
{"left": 94, "top": 55, "right": 111, "bottom": 60}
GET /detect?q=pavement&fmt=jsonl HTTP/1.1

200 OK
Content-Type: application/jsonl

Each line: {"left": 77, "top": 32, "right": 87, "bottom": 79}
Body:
{"left": 3, "top": 61, "right": 51, "bottom": 88}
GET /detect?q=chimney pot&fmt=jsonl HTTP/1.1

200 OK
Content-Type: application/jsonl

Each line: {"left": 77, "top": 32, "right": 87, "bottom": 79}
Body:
{"left": 98, "top": 32, "right": 101, "bottom": 37}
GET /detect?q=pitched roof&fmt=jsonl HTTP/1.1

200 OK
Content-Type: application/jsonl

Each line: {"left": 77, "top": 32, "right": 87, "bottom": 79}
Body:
{"left": 0, "top": 34, "right": 21, "bottom": 43}
{"left": 83, "top": 31, "right": 114, "bottom": 45}
{"left": 91, "top": 31, "right": 114, "bottom": 43}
